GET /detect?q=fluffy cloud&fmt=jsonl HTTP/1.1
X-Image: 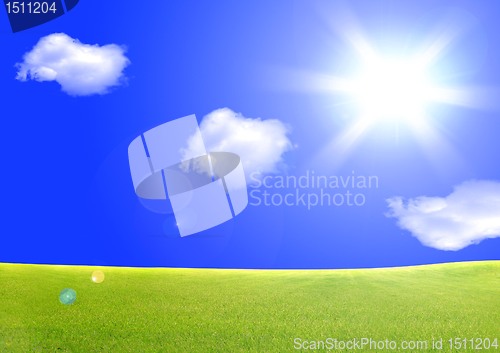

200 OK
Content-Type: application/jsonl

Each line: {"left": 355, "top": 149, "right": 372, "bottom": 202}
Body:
{"left": 16, "top": 33, "right": 130, "bottom": 96}
{"left": 183, "top": 108, "right": 293, "bottom": 181}
{"left": 387, "top": 180, "right": 500, "bottom": 251}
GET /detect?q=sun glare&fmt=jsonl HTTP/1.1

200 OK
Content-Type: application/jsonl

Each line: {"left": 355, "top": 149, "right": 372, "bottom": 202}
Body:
{"left": 352, "top": 57, "right": 433, "bottom": 122}
{"left": 299, "top": 7, "right": 492, "bottom": 171}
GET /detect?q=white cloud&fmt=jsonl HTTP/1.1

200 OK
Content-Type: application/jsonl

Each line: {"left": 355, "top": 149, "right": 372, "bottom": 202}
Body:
{"left": 387, "top": 180, "right": 500, "bottom": 251}
{"left": 16, "top": 33, "right": 130, "bottom": 96}
{"left": 183, "top": 108, "right": 293, "bottom": 181}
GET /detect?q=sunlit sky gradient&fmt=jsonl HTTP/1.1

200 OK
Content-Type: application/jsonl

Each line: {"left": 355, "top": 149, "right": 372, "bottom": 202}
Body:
{"left": 0, "top": 0, "right": 499, "bottom": 268}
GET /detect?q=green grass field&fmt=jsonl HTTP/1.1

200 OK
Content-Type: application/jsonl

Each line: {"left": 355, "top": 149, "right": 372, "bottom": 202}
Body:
{"left": 0, "top": 261, "right": 498, "bottom": 352}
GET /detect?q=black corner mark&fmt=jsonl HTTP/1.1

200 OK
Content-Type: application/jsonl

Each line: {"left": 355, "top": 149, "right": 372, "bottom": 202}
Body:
{"left": 64, "top": 0, "right": 78, "bottom": 11}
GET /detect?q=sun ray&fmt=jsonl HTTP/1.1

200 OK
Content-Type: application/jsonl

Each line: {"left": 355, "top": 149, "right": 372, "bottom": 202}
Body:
{"left": 414, "top": 14, "right": 466, "bottom": 68}
{"left": 428, "top": 86, "right": 500, "bottom": 111}
{"left": 318, "top": 5, "right": 378, "bottom": 62}
{"left": 407, "top": 117, "right": 466, "bottom": 176}
{"left": 307, "top": 116, "right": 374, "bottom": 172}
{"left": 284, "top": 70, "right": 358, "bottom": 94}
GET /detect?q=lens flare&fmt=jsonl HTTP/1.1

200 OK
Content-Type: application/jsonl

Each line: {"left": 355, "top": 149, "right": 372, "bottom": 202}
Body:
{"left": 59, "top": 288, "right": 77, "bottom": 305}
{"left": 91, "top": 270, "right": 105, "bottom": 284}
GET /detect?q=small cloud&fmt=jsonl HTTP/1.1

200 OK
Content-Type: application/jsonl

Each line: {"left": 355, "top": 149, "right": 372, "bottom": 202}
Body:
{"left": 387, "top": 180, "right": 500, "bottom": 251}
{"left": 16, "top": 33, "right": 130, "bottom": 96}
{"left": 183, "top": 108, "right": 293, "bottom": 181}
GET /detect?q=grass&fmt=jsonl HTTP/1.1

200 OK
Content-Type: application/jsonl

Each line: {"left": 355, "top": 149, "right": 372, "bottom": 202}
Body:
{"left": 0, "top": 261, "right": 498, "bottom": 352}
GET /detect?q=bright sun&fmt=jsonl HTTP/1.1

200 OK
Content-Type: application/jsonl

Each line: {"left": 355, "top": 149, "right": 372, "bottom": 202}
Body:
{"left": 299, "top": 8, "right": 493, "bottom": 169}
{"left": 351, "top": 56, "right": 434, "bottom": 122}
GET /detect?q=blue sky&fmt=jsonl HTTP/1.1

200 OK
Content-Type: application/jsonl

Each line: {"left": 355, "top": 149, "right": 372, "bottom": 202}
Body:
{"left": 0, "top": 0, "right": 499, "bottom": 268}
